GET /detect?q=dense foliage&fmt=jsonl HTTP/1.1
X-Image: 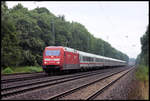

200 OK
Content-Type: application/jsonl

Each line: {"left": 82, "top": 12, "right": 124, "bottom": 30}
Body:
{"left": 1, "top": 2, "right": 129, "bottom": 68}
{"left": 135, "top": 26, "right": 149, "bottom": 100}
{"left": 136, "top": 26, "right": 149, "bottom": 66}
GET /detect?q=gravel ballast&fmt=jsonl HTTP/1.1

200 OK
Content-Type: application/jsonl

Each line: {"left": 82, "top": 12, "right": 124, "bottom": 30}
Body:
{"left": 2, "top": 68, "right": 125, "bottom": 100}
{"left": 94, "top": 67, "right": 136, "bottom": 100}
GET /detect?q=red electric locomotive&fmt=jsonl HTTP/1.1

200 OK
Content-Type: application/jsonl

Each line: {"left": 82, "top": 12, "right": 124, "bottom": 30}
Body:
{"left": 42, "top": 46, "right": 80, "bottom": 73}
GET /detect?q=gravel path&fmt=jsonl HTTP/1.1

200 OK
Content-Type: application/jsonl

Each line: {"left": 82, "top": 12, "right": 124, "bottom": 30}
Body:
{"left": 94, "top": 66, "right": 136, "bottom": 100}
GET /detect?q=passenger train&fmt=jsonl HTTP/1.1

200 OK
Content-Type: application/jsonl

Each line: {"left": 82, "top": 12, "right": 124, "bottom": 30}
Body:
{"left": 42, "top": 46, "right": 126, "bottom": 73}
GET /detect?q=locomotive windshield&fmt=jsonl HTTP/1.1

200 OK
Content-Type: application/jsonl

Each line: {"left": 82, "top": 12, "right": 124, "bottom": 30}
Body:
{"left": 45, "top": 50, "right": 60, "bottom": 56}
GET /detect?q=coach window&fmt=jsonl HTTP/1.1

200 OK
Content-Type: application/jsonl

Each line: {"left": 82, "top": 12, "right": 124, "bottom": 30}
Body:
{"left": 83, "top": 56, "right": 87, "bottom": 62}
{"left": 89, "top": 57, "right": 91, "bottom": 62}
{"left": 89, "top": 57, "right": 92, "bottom": 62}
{"left": 82, "top": 56, "right": 84, "bottom": 61}
{"left": 83, "top": 56, "right": 85, "bottom": 62}
{"left": 91, "top": 58, "right": 94, "bottom": 62}
{"left": 86, "top": 56, "right": 88, "bottom": 62}
{"left": 96, "top": 58, "right": 98, "bottom": 62}
{"left": 87, "top": 57, "right": 90, "bottom": 62}
{"left": 87, "top": 57, "right": 89, "bottom": 62}
{"left": 91, "top": 57, "right": 92, "bottom": 62}
{"left": 85, "top": 57, "right": 87, "bottom": 62}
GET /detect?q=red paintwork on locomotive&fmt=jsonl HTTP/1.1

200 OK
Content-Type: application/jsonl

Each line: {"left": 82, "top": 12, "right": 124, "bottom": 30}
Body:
{"left": 43, "top": 46, "right": 79, "bottom": 71}
{"left": 64, "top": 51, "right": 79, "bottom": 65}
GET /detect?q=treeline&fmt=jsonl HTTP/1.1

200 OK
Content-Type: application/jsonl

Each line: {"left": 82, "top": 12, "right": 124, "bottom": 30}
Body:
{"left": 136, "top": 25, "right": 149, "bottom": 66}
{"left": 1, "top": 2, "right": 129, "bottom": 68}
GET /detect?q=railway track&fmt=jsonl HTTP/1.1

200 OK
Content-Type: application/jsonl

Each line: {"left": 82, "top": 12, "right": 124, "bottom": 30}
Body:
{"left": 87, "top": 67, "right": 134, "bottom": 100}
{"left": 2, "top": 68, "right": 107, "bottom": 90}
{"left": 49, "top": 67, "right": 134, "bottom": 100}
{"left": 2, "top": 68, "right": 119, "bottom": 90}
{"left": 1, "top": 72, "right": 45, "bottom": 83}
{"left": 1, "top": 68, "right": 119, "bottom": 100}
{"left": 1, "top": 66, "right": 132, "bottom": 100}
{"left": 1, "top": 71, "right": 43, "bottom": 76}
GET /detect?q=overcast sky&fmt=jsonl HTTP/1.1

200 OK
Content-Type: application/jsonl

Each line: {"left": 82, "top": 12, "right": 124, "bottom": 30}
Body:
{"left": 6, "top": 1, "right": 149, "bottom": 59}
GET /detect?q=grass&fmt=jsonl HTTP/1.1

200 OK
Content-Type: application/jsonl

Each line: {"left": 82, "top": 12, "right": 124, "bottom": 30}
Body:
{"left": 128, "top": 79, "right": 149, "bottom": 100}
{"left": 135, "top": 65, "right": 149, "bottom": 82}
{"left": 128, "top": 65, "right": 149, "bottom": 100}
{"left": 135, "top": 65, "right": 149, "bottom": 100}
{"left": 2, "top": 66, "right": 43, "bottom": 74}
{"left": 2, "top": 67, "right": 14, "bottom": 74}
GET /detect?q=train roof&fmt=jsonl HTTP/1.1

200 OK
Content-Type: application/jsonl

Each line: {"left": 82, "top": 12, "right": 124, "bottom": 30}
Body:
{"left": 46, "top": 46, "right": 126, "bottom": 63}
{"left": 46, "top": 46, "right": 64, "bottom": 48}
{"left": 78, "top": 50, "right": 125, "bottom": 63}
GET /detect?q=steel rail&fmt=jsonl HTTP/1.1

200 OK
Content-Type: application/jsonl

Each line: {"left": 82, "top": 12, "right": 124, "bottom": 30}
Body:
{"left": 1, "top": 73, "right": 46, "bottom": 84}
{"left": 2, "top": 68, "right": 119, "bottom": 99}
{"left": 46, "top": 68, "right": 129, "bottom": 100}
{"left": 87, "top": 67, "right": 134, "bottom": 100}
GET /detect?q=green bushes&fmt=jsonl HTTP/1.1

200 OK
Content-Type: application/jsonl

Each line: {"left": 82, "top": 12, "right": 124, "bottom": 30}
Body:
{"left": 2, "top": 67, "right": 14, "bottom": 74}
{"left": 135, "top": 65, "right": 149, "bottom": 81}
{"left": 28, "top": 66, "right": 43, "bottom": 72}
{"left": 2, "top": 66, "right": 43, "bottom": 74}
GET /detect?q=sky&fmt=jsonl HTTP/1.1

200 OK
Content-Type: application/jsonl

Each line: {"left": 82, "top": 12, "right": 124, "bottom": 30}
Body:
{"left": 6, "top": 1, "right": 149, "bottom": 59}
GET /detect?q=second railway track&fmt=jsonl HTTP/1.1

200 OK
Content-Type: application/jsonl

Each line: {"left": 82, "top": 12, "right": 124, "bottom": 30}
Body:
{"left": 1, "top": 72, "right": 45, "bottom": 83}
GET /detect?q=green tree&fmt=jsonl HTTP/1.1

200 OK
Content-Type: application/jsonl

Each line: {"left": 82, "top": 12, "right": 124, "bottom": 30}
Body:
{"left": 1, "top": 2, "right": 22, "bottom": 68}
{"left": 138, "top": 26, "right": 149, "bottom": 66}
{"left": 1, "top": 3, "right": 129, "bottom": 68}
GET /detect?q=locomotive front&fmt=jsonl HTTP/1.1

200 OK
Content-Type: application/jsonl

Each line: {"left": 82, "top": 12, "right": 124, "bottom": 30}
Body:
{"left": 42, "top": 46, "right": 63, "bottom": 73}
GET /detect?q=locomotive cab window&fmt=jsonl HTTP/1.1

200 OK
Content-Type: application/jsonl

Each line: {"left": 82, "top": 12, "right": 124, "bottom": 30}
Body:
{"left": 45, "top": 50, "right": 60, "bottom": 56}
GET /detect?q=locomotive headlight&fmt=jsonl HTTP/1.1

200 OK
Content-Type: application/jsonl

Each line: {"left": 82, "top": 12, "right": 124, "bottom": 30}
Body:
{"left": 56, "top": 61, "right": 60, "bottom": 63}
{"left": 44, "top": 62, "right": 47, "bottom": 64}
{"left": 54, "top": 58, "right": 60, "bottom": 61}
{"left": 45, "top": 58, "right": 50, "bottom": 61}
